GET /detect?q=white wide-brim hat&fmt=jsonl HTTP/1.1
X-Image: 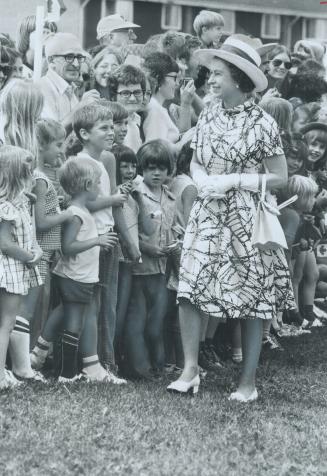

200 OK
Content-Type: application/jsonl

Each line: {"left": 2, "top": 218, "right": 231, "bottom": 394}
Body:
{"left": 193, "top": 37, "right": 268, "bottom": 93}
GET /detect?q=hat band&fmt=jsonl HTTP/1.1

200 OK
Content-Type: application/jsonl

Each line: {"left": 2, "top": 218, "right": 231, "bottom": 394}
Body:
{"left": 219, "top": 44, "right": 258, "bottom": 66}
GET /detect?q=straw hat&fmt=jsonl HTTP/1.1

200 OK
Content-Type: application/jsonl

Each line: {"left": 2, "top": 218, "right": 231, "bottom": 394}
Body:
{"left": 230, "top": 34, "right": 277, "bottom": 57}
{"left": 301, "top": 122, "right": 327, "bottom": 135}
{"left": 193, "top": 37, "right": 268, "bottom": 92}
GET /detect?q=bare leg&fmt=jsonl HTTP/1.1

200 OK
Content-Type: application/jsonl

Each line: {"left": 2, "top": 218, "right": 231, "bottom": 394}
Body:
{"left": 237, "top": 318, "right": 263, "bottom": 398}
{"left": 178, "top": 299, "right": 202, "bottom": 381}
{"left": 0, "top": 291, "right": 22, "bottom": 384}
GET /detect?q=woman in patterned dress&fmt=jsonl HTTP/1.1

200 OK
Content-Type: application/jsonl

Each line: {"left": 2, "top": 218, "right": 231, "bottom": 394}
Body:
{"left": 167, "top": 37, "right": 295, "bottom": 402}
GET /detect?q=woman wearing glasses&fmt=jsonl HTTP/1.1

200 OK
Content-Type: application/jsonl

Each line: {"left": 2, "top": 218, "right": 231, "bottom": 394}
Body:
{"left": 261, "top": 45, "right": 292, "bottom": 100}
{"left": 142, "top": 52, "right": 183, "bottom": 144}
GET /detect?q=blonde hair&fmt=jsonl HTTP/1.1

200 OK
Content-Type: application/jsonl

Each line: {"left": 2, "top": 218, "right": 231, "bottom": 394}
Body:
{"left": 287, "top": 175, "right": 318, "bottom": 202}
{"left": 59, "top": 157, "right": 101, "bottom": 197}
{"left": 0, "top": 145, "right": 33, "bottom": 202}
{"left": 16, "top": 15, "right": 57, "bottom": 63}
{"left": 193, "top": 10, "right": 225, "bottom": 38}
{"left": 0, "top": 79, "right": 43, "bottom": 158}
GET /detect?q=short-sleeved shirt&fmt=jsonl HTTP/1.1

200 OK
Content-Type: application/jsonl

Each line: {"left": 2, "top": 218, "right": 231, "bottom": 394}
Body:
{"left": 143, "top": 97, "right": 180, "bottom": 144}
{"left": 132, "top": 181, "right": 176, "bottom": 276}
{"left": 38, "top": 69, "right": 79, "bottom": 122}
{"left": 33, "top": 169, "right": 61, "bottom": 251}
{"left": 53, "top": 205, "right": 99, "bottom": 283}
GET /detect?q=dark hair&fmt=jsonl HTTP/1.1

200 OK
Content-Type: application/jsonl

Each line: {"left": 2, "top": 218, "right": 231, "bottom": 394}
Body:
{"left": 73, "top": 103, "right": 113, "bottom": 142}
{"left": 0, "top": 33, "right": 15, "bottom": 49}
{"left": 226, "top": 62, "right": 255, "bottom": 93}
{"left": 178, "top": 35, "right": 202, "bottom": 63}
{"left": 297, "top": 59, "right": 326, "bottom": 76}
{"left": 143, "top": 52, "right": 179, "bottom": 92}
{"left": 288, "top": 72, "right": 327, "bottom": 103}
{"left": 108, "top": 64, "right": 146, "bottom": 99}
{"left": 112, "top": 144, "right": 137, "bottom": 184}
{"left": 161, "top": 31, "right": 185, "bottom": 60}
{"left": 176, "top": 141, "right": 193, "bottom": 175}
{"left": 137, "top": 139, "right": 173, "bottom": 174}
{"left": 266, "top": 45, "right": 291, "bottom": 62}
{"left": 283, "top": 132, "right": 308, "bottom": 164}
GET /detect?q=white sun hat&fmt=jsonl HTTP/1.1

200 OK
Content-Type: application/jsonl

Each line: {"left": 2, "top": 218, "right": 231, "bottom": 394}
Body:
{"left": 97, "top": 14, "right": 140, "bottom": 40}
{"left": 193, "top": 37, "right": 268, "bottom": 92}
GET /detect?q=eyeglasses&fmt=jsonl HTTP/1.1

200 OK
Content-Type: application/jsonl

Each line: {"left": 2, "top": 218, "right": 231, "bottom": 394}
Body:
{"left": 165, "top": 74, "right": 178, "bottom": 82}
{"left": 117, "top": 89, "right": 144, "bottom": 99}
{"left": 144, "top": 90, "right": 152, "bottom": 98}
{"left": 0, "top": 63, "right": 12, "bottom": 76}
{"left": 53, "top": 54, "right": 86, "bottom": 64}
{"left": 271, "top": 59, "right": 292, "bottom": 70}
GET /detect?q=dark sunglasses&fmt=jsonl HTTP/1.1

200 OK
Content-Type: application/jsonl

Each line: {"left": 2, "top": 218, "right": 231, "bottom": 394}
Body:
{"left": 0, "top": 63, "right": 12, "bottom": 76}
{"left": 271, "top": 59, "right": 292, "bottom": 70}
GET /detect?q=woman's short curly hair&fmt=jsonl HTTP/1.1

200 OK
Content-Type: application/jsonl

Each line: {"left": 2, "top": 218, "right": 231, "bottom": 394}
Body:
{"left": 143, "top": 52, "right": 179, "bottom": 92}
{"left": 108, "top": 64, "right": 146, "bottom": 99}
{"left": 225, "top": 62, "right": 255, "bottom": 93}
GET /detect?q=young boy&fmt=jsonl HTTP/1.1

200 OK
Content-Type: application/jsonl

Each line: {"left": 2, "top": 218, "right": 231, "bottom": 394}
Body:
{"left": 52, "top": 157, "right": 119, "bottom": 381}
{"left": 193, "top": 10, "right": 225, "bottom": 48}
{"left": 73, "top": 102, "right": 140, "bottom": 381}
{"left": 124, "top": 140, "right": 177, "bottom": 379}
{"left": 109, "top": 64, "right": 146, "bottom": 152}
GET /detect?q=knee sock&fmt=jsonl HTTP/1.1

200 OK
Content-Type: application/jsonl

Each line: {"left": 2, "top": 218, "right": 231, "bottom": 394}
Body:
{"left": 9, "top": 316, "right": 34, "bottom": 378}
{"left": 30, "top": 335, "right": 51, "bottom": 369}
{"left": 82, "top": 355, "right": 107, "bottom": 380}
{"left": 59, "top": 331, "right": 79, "bottom": 379}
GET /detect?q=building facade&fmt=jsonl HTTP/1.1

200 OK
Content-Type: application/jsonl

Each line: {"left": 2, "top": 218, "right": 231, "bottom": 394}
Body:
{"left": 1, "top": 0, "right": 327, "bottom": 49}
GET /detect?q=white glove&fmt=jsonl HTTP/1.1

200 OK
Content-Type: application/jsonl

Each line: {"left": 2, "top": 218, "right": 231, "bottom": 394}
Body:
{"left": 239, "top": 174, "right": 260, "bottom": 193}
{"left": 199, "top": 174, "right": 239, "bottom": 198}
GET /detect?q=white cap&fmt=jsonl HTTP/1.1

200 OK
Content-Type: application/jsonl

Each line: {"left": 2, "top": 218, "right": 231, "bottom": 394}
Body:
{"left": 97, "top": 14, "right": 140, "bottom": 40}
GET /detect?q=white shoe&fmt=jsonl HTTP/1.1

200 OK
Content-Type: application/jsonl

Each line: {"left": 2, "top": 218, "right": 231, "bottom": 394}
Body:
{"left": 228, "top": 388, "right": 258, "bottom": 403}
{"left": 106, "top": 370, "right": 127, "bottom": 385}
{"left": 58, "top": 374, "right": 84, "bottom": 384}
{"left": 310, "top": 318, "right": 323, "bottom": 328}
{"left": 167, "top": 374, "right": 200, "bottom": 395}
{"left": 13, "top": 370, "right": 47, "bottom": 383}
{"left": 4, "top": 369, "right": 22, "bottom": 387}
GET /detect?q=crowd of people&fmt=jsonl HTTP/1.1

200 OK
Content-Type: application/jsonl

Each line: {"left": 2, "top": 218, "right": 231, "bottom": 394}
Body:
{"left": 1, "top": 9, "right": 327, "bottom": 402}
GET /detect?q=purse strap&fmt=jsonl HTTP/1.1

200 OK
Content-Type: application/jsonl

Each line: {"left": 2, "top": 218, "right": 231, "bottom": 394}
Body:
{"left": 260, "top": 174, "right": 266, "bottom": 202}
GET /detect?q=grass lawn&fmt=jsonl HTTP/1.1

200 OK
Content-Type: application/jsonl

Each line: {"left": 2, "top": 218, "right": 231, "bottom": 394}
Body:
{"left": 1, "top": 327, "right": 327, "bottom": 476}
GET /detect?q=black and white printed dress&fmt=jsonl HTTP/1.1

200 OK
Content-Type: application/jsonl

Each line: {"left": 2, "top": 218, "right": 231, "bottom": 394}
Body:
{"left": 178, "top": 99, "right": 295, "bottom": 320}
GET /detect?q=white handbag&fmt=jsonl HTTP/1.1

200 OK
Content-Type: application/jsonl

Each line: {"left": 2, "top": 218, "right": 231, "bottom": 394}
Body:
{"left": 251, "top": 175, "right": 288, "bottom": 251}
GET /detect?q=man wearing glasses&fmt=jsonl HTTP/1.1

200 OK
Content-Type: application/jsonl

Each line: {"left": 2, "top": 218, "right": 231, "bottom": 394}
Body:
{"left": 97, "top": 14, "right": 140, "bottom": 49}
{"left": 38, "top": 33, "right": 99, "bottom": 129}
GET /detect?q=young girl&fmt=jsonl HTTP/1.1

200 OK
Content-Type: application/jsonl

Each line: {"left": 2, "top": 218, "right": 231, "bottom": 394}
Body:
{"left": 279, "top": 175, "right": 320, "bottom": 328}
{"left": 301, "top": 122, "right": 327, "bottom": 190}
{"left": 113, "top": 144, "right": 154, "bottom": 371}
{"left": 0, "top": 79, "right": 43, "bottom": 157}
{"left": 11, "top": 119, "right": 72, "bottom": 380}
{"left": 124, "top": 140, "right": 177, "bottom": 379}
{"left": 259, "top": 97, "right": 293, "bottom": 141}
{"left": 0, "top": 145, "right": 42, "bottom": 389}
{"left": 52, "top": 157, "right": 119, "bottom": 381}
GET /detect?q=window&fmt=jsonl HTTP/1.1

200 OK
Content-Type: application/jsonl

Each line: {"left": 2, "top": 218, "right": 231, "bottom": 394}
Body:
{"left": 261, "top": 14, "right": 281, "bottom": 39}
{"left": 303, "top": 18, "right": 327, "bottom": 39}
{"left": 220, "top": 10, "right": 235, "bottom": 34}
{"left": 161, "top": 4, "right": 182, "bottom": 31}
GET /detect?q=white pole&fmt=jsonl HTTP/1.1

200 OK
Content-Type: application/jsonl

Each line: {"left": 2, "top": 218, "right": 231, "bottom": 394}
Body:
{"left": 33, "top": 5, "right": 45, "bottom": 82}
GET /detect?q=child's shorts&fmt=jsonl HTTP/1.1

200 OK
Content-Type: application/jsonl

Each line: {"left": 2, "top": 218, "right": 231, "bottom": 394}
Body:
{"left": 54, "top": 275, "right": 96, "bottom": 304}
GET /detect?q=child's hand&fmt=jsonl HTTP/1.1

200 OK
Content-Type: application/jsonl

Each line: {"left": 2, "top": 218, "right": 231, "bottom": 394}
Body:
{"left": 27, "top": 244, "right": 43, "bottom": 267}
{"left": 98, "top": 232, "right": 119, "bottom": 249}
{"left": 120, "top": 181, "right": 133, "bottom": 195}
{"left": 111, "top": 193, "right": 128, "bottom": 207}
{"left": 125, "top": 243, "right": 142, "bottom": 262}
{"left": 145, "top": 244, "right": 167, "bottom": 257}
{"left": 163, "top": 241, "right": 181, "bottom": 255}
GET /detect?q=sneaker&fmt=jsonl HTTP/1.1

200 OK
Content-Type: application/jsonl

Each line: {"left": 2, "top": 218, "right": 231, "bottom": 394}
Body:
{"left": 4, "top": 369, "right": 22, "bottom": 387}
{"left": 304, "top": 318, "right": 323, "bottom": 329}
{"left": 13, "top": 370, "right": 47, "bottom": 383}
{"left": 105, "top": 370, "right": 127, "bottom": 385}
{"left": 262, "top": 335, "right": 283, "bottom": 351}
{"left": 58, "top": 374, "right": 84, "bottom": 384}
